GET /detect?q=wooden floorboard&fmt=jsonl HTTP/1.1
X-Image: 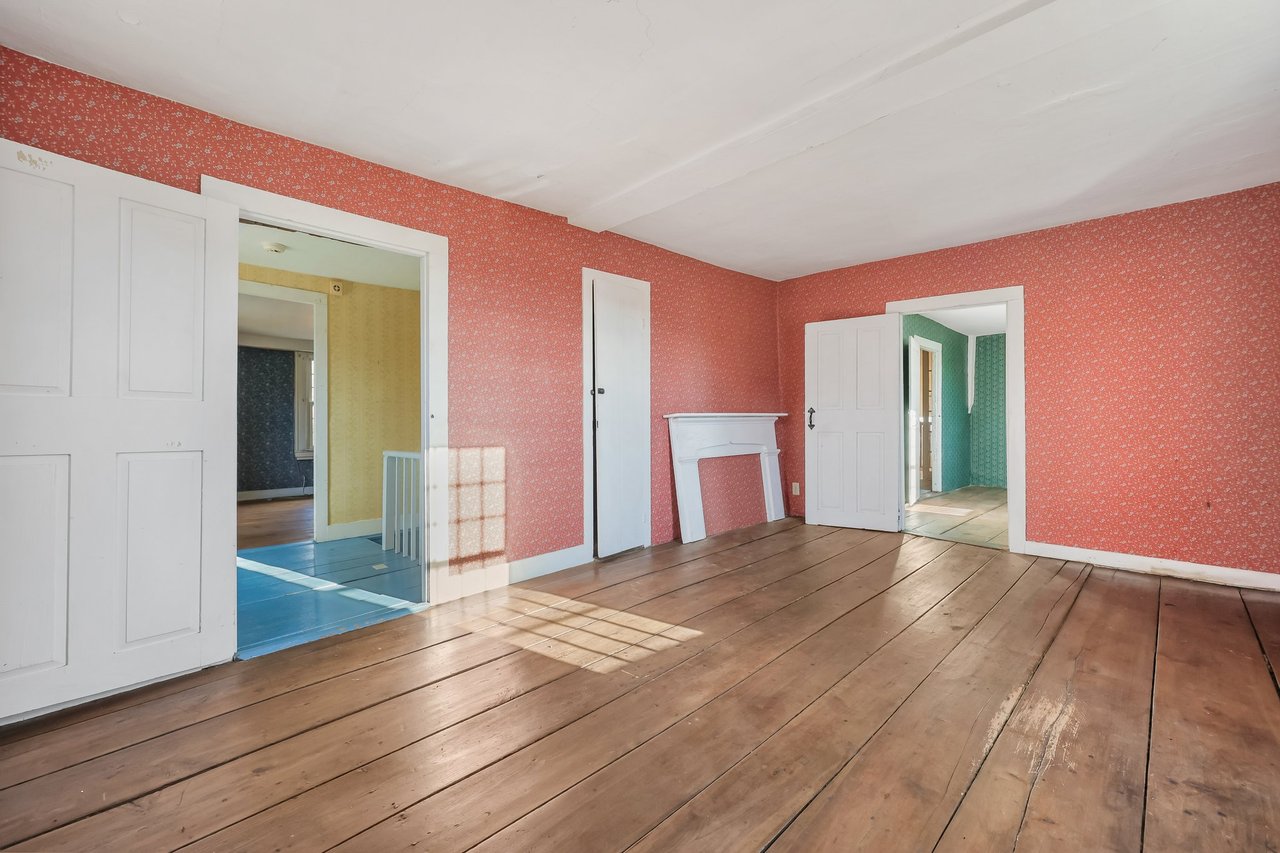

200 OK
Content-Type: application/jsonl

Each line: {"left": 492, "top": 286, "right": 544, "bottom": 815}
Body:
{"left": 3, "top": 520, "right": 1279, "bottom": 852}
{"left": 935, "top": 568, "right": 1158, "bottom": 852}
{"left": 11, "top": 522, "right": 874, "bottom": 850}
{"left": 236, "top": 496, "right": 314, "bottom": 550}
{"left": 196, "top": 535, "right": 956, "bottom": 853}
{"left": 766, "top": 560, "right": 1086, "bottom": 852}
{"left": 629, "top": 554, "right": 1067, "bottom": 852}
{"left": 1144, "top": 580, "right": 1280, "bottom": 851}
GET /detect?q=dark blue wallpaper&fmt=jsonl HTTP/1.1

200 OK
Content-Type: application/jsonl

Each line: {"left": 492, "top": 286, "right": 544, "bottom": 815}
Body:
{"left": 238, "top": 346, "right": 314, "bottom": 493}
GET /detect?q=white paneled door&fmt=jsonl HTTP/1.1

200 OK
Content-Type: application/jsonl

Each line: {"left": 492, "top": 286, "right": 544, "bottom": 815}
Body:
{"left": 590, "top": 271, "right": 651, "bottom": 558}
{"left": 0, "top": 140, "right": 237, "bottom": 722}
{"left": 804, "top": 314, "right": 903, "bottom": 531}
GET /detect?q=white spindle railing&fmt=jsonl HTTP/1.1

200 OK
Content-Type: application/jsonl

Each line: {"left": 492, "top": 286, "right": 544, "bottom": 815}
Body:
{"left": 382, "top": 451, "right": 423, "bottom": 562}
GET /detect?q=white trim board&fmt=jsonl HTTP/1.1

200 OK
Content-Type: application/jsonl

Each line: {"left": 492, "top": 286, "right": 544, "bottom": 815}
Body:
{"left": 204, "top": 177, "right": 452, "bottom": 601}
{"left": 237, "top": 487, "right": 314, "bottom": 502}
{"left": 887, "top": 286, "right": 1024, "bottom": 552}
{"left": 322, "top": 518, "right": 382, "bottom": 540}
{"left": 238, "top": 332, "right": 314, "bottom": 352}
{"left": 1025, "top": 541, "right": 1280, "bottom": 593}
{"left": 508, "top": 544, "right": 595, "bottom": 585}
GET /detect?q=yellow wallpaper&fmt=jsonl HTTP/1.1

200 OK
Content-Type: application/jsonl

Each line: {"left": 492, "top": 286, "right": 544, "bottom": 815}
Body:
{"left": 240, "top": 263, "right": 421, "bottom": 525}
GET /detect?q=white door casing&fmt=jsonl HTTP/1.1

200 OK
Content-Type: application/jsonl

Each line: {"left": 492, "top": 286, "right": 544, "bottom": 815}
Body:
{"left": 0, "top": 139, "right": 237, "bottom": 723}
{"left": 886, "top": 287, "right": 1026, "bottom": 553}
{"left": 203, "top": 177, "right": 452, "bottom": 600}
{"left": 907, "top": 334, "right": 943, "bottom": 503}
{"left": 588, "top": 269, "right": 651, "bottom": 558}
{"left": 804, "top": 314, "right": 904, "bottom": 531}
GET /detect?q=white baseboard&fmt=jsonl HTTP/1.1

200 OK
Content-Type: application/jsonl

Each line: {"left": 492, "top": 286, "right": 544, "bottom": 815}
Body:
{"left": 1024, "top": 540, "right": 1280, "bottom": 592}
{"left": 237, "top": 487, "right": 313, "bottom": 502}
{"left": 508, "top": 543, "right": 594, "bottom": 584}
{"left": 316, "top": 518, "right": 381, "bottom": 542}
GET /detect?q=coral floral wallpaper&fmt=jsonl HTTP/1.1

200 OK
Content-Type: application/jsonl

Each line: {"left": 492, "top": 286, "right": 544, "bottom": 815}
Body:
{"left": 778, "top": 183, "right": 1280, "bottom": 574}
{"left": 0, "top": 46, "right": 777, "bottom": 562}
{"left": 3, "top": 46, "right": 1277, "bottom": 576}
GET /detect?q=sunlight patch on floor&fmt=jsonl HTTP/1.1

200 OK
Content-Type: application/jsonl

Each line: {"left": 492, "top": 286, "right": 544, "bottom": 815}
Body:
{"left": 459, "top": 588, "right": 701, "bottom": 673}
{"left": 908, "top": 505, "right": 972, "bottom": 517}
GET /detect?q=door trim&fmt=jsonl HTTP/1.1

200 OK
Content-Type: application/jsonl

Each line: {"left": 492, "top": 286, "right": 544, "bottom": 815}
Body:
{"left": 236, "top": 280, "right": 330, "bottom": 539}
{"left": 886, "top": 286, "right": 1025, "bottom": 552}
{"left": 907, "top": 334, "right": 943, "bottom": 504}
{"left": 582, "top": 268, "right": 652, "bottom": 558}
{"left": 202, "top": 178, "right": 454, "bottom": 601}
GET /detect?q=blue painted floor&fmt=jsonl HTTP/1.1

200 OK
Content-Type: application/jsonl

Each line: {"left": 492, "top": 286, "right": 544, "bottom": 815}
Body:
{"left": 236, "top": 535, "right": 427, "bottom": 659}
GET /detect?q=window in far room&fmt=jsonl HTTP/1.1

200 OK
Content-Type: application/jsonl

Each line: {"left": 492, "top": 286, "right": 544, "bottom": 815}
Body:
{"left": 294, "top": 350, "right": 315, "bottom": 459}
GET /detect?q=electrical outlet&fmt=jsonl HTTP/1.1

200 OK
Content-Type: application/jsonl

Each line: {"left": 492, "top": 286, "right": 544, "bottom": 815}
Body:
{"left": 791, "top": 482, "right": 801, "bottom": 496}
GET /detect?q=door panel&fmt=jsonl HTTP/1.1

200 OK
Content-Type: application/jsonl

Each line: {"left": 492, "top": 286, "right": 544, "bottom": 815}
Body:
{"left": 592, "top": 273, "right": 650, "bottom": 558}
{"left": 119, "top": 200, "right": 205, "bottom": 398}
{"left": 0, "top": 168, "right": 74, "bottom": 396}
{"left": 118, "top": 452, "right": 204, "bottom": 645}
{"left": 0, "top": 455, "right": 69, "bottom": 678}
{"left": 804, "top": 314, "right": 903, "bottom": 531}
{"left": 0, "top": 139, "right": 236, "bottom": 722}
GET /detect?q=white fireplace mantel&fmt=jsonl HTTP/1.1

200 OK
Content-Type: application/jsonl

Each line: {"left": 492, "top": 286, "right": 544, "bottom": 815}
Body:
{"left": 665, "top": 413, "right": 788, "bottom": 544}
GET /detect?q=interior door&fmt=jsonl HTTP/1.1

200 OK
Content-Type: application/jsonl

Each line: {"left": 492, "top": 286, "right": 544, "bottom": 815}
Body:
{"left": 804, "top": 314, "right": 903, "bottom": 531}
{"left": 0, "top": 139, "right": 237, "bottom": 722}
{"left": 919, "top": 349, "right": 935, "bottom": 492}
{"left": 592, "top": 272, "right": 651, "bottom": 558}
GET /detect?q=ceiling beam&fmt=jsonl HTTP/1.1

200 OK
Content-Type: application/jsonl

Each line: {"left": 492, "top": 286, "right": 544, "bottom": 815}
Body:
{"left": 567, "top": 0, "right": 1167, "bottom": 233}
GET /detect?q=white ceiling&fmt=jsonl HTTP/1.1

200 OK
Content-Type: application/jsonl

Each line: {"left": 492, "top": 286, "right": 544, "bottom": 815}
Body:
{"left": 238, "top": 293, "right": 314, "bottom": 340}
{"left": 3, "top": 0, "right": 1278, "bottom": 280}
{"left": 239, "top": 223, "right": 420, "bottom": 290}
{"left": 919, "top": 305, "right": 1007, "bottom": 336}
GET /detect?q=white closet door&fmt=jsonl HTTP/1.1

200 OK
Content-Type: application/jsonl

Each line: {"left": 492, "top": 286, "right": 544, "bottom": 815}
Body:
{"left": 803, "top": 314, "right": 903, "bottom": 531}
{"left": 592, "top": 272, "right": 651, "bottom": 558}
{"left": 0, "top": 139, "right": 237, "bottom": 722}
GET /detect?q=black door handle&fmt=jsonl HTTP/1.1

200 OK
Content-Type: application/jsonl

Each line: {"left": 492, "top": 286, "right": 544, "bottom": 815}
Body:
{"left": 807, "top": 407, "right": 816, "bottom": 429}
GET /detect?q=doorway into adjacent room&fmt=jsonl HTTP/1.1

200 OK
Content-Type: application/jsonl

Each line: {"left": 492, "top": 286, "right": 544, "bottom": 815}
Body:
{"left": 901, "top": 303, "right": 1010, "bottom": 549}
{"left": 233, "top": 220, "right": 428, "bottom": 658}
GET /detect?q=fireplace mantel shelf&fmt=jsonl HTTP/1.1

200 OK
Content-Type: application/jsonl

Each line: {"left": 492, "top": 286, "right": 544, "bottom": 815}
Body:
{"left": 663, "top": 413, "right": 788, "bottom": 419}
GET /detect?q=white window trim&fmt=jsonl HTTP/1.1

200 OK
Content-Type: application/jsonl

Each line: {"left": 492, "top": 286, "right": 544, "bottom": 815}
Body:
{"left": 294, "top": 350, "right": 315, "bottom": 460}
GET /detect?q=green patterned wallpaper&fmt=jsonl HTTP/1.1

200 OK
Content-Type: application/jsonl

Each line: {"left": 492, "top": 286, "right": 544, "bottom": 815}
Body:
{"left": 970, "top": 333, "right": 1007, "bottom": 487}
{"left": 902, "top": 314, "right": 970, "bottom": 491}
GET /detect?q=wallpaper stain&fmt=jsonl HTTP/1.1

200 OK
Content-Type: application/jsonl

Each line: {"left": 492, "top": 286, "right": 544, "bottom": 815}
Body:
{"left": 779, "top": 184, "right": 1280, "bottom": 574}
{"left": 970, "top": 334, "right": 1006, "bottom": 488}
{"left": 239, "top": 264, "right": 420, "bottom": 525}
{"left": 903, "top": 314, "right": 971, "bottom": 492}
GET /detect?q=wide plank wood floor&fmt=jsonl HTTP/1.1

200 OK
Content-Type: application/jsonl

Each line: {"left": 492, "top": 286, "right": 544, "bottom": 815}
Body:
{"left": 906, "top": 485, "right": 1009, "bottom": 549}
{"left": 237, "top": 496, "right": 314, "bottom": 550}
{"left": 2, "top": 519, "right": 1278, "bottom": 852}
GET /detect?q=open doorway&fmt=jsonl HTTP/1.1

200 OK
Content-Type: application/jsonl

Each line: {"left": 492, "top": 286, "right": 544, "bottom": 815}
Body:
{"left": 233, "top": 220, "right": 427, "bottom": 658}
{"left": 901, "top": 303, "right": 1010, "bottom": 549}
